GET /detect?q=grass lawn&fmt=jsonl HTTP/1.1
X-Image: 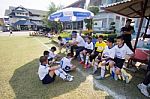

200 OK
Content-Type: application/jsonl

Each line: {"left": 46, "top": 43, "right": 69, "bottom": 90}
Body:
{"left": 0, "top": 36, "right": 111, "bottom": 99}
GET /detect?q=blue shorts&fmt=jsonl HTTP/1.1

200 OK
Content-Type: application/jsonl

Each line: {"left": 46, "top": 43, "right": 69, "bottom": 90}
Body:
{"left": 42, "top": 74, "right": 56, "bottom": 84}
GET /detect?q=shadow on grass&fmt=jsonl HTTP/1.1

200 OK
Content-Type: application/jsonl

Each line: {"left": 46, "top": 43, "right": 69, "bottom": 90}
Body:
{"left": 9, "top": 58, "right": 86, "bottom": 99}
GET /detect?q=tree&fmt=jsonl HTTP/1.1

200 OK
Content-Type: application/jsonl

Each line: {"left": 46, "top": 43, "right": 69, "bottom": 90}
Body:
{"left": 88, "top": 6, "right": 99, "bottom": 15}
{"left": 84, "top": 6, "right": 99, "bottom": 30}
{"left": 43, "top": 2, "right": 63, "bottom": 32}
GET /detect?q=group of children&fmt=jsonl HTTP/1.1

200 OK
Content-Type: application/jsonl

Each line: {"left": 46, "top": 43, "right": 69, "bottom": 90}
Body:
{"left": 38, "top": 31, "right": 134, "bottom": 85}
{"left": 38, "top": 46, "right": 76, "bottom": 84}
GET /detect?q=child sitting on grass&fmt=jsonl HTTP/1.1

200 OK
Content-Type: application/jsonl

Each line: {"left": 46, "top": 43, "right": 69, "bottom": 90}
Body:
{"left": 38, "top": 56, "right": 74, "bottom": 84}
{"left": 58, "top": 36, "right": 70, "bottom": 53}
{"left": 79, "top": 36, "right": 93, "bottom": 68}
{"left": 60, "top": 53, "right": 76, "bottom": 72}
{"left": 48, "top": 46, "right": 60, "bottom": 64}
{"left": 95, "top": 38, "right": 115, "bottom": 79}
{"left": 113, "top": 36, "right": 133, "bottom": 83}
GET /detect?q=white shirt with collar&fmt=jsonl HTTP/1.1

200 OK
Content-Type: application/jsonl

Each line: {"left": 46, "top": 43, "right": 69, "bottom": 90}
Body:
{"left": 75, "top": 35, "right": 85, "bottom": 47}
{"left": 38, "top": 64, "right": 50, "bottom": 80}
{"left": 85, "top": 42, "right": 93, "bottom": 50}
{"left": 115, "top": 43, "right": 133, "bottom": 59}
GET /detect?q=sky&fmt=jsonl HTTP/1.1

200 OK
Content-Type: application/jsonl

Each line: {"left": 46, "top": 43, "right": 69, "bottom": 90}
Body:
{"left": 0, "top": 0, "right": 78, "bottom": 17}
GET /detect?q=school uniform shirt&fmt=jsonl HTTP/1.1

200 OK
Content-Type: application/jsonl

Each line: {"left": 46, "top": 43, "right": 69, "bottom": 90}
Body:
{"left": 95, "top": 41, "right": 107, "bottom": 53}
{"left": 38, "top": 64, "right": 50, "bottom": 80}
{"left": 85, "top": 42, "right": 93, "bottom": 50}
{"left": 48, "top": 50, "right": 56, "bottom": 59}
{"left": 115, "top": 43, "right": 133, "bottom": 59}
{"left": 59, "top": 38, "right": 67, "bottom": 45}
{"left": 75, "top": 35, "right": 85, "bottom": 47}
{"left": 60, "top": 57, "right": 72, "bottom": 70}
{"left": 103, "top": 46, "right": 115, "bottom": 59}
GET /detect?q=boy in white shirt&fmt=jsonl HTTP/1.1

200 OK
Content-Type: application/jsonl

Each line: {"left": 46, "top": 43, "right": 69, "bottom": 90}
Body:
{"left": 38, "top": 56, "right": 73, "bottom": 84}
{"left": 60, "top": 53, "right": 76, "bottom": 72}
{"left": 48, "top": 46, "right": 60, "bottom": 64}
{"left": 95, "top": 38, "right": 116, "bottom": 79}
{"left": 79, "top": 36, "right": 93, "bottom": 68}
{"left": 114, "top": 36, "right": 133, "bottom": 83}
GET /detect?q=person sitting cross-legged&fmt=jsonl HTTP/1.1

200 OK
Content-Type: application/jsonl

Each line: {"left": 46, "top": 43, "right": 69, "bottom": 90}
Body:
{"left": 95, "top": 38, "right": 115, "bottom": 79}
{"left": 79, "top": 36, "right": 94, "bottom": 68}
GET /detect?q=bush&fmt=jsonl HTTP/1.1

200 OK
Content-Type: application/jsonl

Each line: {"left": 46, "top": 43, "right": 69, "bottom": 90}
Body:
{"left": 82, "top": 30, "right": 93, "bottom": 35}
{"left": 93, "top": 33, "right": 117, "bottom": 40}
{"left": 59, "top": 32, "right": 71, "bottom": 38}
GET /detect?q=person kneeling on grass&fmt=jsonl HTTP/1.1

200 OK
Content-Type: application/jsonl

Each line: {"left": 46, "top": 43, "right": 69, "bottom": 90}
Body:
{"left": 79, "top": 36, "right": 93, "bottom": 68}
{"left": 60, "top": 53, "right": 76, "bottom": 72}
{"left": 113, "top": 36, "right": 133, "bottom": 83}
{"left": 58, "top": 36, "right": 70, "bottom": 53}
{"left": 38, "top": 56, "right": 74, "bottom": 84}
{"left": 95, "top": 38, "right": 116, "bottom": 80}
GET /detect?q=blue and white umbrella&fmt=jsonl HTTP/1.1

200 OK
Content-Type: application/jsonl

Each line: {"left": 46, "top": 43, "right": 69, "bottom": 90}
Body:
{"left": 48, "top": 7, "right": 94, "bottom": 22}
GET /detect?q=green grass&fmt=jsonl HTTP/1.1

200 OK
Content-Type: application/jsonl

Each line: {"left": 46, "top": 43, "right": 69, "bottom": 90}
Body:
{"left": 0, "top": 36, "right": 111, "bottom": 99}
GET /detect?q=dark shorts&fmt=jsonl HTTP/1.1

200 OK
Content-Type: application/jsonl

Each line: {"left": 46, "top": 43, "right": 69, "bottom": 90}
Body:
{"left": 60, "top": 43, "right": 64, "bottom": 46}
{"left": 48, "top": 58, "right": 53, "bottom": 62}
{"left": 42, "top": 74, "right": 56, "bottom": 84}
{"left": 84, "top": 48, "right": 93, "bottom": 54}
{"left": 114, "top": 58, "right": 125, "bottom": 69}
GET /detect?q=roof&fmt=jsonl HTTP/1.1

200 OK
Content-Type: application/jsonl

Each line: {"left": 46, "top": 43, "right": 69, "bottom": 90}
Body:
{"left": 14, "top": 20, "right": 36, "bottom": 26}
{"left": 5, "top": 6, "right": 47, "bottom": 16}
{"left": 101, "top": 0, "right": 150, "bottom": 18}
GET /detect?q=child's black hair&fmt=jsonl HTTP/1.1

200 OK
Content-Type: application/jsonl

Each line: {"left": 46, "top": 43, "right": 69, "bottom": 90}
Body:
{"left": 116, "top": 35, "right": 124, "bottom": 40}
{"left": 87, "top": 36, "right": 92, "bottom": 41}
{"left": 107, "top": 37, "right": 114, "bottom": 43}
{"left": 67, "top": 53, "right": 73, "bottom": 57}
{"left": 43, "top": 51, "right": 49, "bottom": 56}
{"left": 58, "top": 36, "right": 62, "bottom": 40}
{"left": 39, "top": 56, "right": 47, "bottom": 64}
{"left": 51, "top": 46, "right": 56, "bottom": 51}
{"left": 98, "top": 35, "right": 104, "bottom": 39}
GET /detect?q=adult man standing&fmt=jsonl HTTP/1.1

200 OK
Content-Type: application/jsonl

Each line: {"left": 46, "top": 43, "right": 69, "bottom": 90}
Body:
{"left": 70, "top": 31, "right": 85, "bottom": 58}
{"left": 121, "top": 19, "right": 134, "bottom": 51}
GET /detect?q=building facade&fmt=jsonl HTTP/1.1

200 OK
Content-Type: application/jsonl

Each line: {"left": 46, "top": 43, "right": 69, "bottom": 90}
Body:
{"left": 5, "top": 6, "right": 47, "bottom": 30}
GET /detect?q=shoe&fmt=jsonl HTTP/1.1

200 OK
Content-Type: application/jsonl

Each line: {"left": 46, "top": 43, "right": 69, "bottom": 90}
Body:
{"left": 66, "top": 75, "right": 73, "bottom": 82}
{"left": 137, "top": 84, "right": 150, "bottom": 97}
{"left": 80, "top": 61, "right": 84, "bottom": 65}
{"left": 84, "top": 64, "right": 90, "bottom": 68}
{"left": 95, "top": 76, "right": 104, "bottom": 80}
{"left": 67, "top": 74, "right": 74, "bottom": 78}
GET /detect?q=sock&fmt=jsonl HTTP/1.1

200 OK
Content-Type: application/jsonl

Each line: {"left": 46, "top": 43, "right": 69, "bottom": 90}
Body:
{"left": 54, "top": 69, "right": 66, "bottom": 80}
{"left": 85, "top": 55, "right": 89, "bottom": 65}
{"left": 80, "top": 53, "right": 84, "bottom": 62}
{"left": 121, "top": 69, "right": 128, "bottom": 80}
{"left": 110, "top": 67, "right": 115, "bottom": 78}
{"left": 93, "top": 62, "right": 98, "bottom": 72}
{"left": 101, "top": 66, "right": 105, "bottom": 78}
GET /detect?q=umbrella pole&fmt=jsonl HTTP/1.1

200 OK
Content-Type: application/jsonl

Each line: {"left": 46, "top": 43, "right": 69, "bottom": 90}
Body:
{"left": 143, "top": 16, "right": 150, "bottom": 39}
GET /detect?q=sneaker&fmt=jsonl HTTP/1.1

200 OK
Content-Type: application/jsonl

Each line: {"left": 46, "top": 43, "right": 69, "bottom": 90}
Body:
{"left": 137, "top": 84, "right": 150, "bottom": 97}
{"left": 84, "top": 64, "right": 90, "bottom": 68}
{"left": 66, "top": 75, "right": 73, "bottom": 82}
{"left": 95, "top": 76, "right": 104, "bottom": 80}
{"left": 80, "top": 61, "right": 84, "bottom": 65}
{"left": 68, "top": 77, "right": 73, "bottom": 82}
{"left": 67, "top": 74, "right": 74, "bottom": 78}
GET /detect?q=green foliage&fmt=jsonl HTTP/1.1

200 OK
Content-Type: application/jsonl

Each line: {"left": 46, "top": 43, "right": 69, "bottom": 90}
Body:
{"left": 88, "top": 6, "right": 99, "bottom": 15}
{"left": 93, "top": 33, "right": 117, "bottom": 40}
{"left": 59, "top": 32, "right": 71, "bottom": 38}
{"left": 42, "top": 2, "right": 63, "bottom": 32}
{"left": 84, "top": 19, "right": 93, "bottom": 30}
